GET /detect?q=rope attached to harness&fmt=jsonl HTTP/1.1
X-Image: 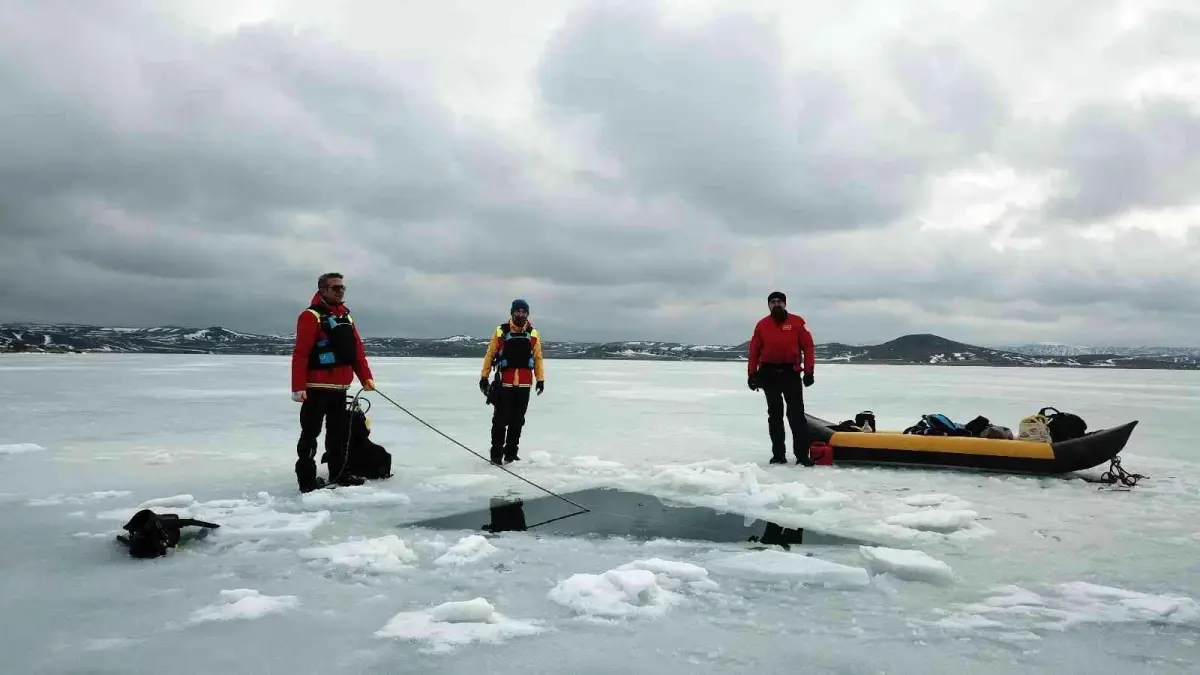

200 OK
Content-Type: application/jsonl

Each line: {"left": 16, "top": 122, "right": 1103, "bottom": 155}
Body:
{"left": 369, "top": 386, "right": 591, "bottom": 516}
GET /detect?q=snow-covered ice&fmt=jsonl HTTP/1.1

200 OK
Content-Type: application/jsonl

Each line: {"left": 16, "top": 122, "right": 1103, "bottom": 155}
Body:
{"left": 884, "top": 508, "right": 980, "bottom": 533}
{"left": 187, "top": 589, "right": 300, "bottom": 624}
{"left": 375, "top": 597, "right": 546, "bottom": 653}
{"left": 433, "top": 534, "right": 499, "bottom": 566}
{"left": 0, "top": 442, "right": 44, "bottom": 455}
{"left": 1, "top": 354, "right": 1198, "bottom": 674}
{"left": 548, "top": 564, "right": 688, "bottom": 619}
{"left": 706, "top": 549, "right": 872, "bottom": 589}
{"left": 298, "top": 535, "right": 419, "bottom": 575}
{"left": 859, "top": 545, "right": 956, "bottom": 585}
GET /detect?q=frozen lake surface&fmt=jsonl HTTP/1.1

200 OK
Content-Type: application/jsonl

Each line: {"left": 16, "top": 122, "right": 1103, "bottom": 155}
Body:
{"left": 1, "top": 354, "right": 1197, "bottom": 674}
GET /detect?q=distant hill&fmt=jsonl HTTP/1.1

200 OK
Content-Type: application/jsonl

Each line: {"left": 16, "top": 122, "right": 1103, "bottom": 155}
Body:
{"left": 1005, "top": 341, "right": 1200, "bottom": 364}
{"left": 2, "top": 322, "right": 1197, "bottom": 370}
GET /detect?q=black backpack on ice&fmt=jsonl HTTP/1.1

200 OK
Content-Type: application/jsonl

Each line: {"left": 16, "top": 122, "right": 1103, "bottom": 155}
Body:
{"left": 322, "top": 397, "right": 393, "bottom": 480}
{"left": 117, "top": 509, "right": 220, "bottom": 559}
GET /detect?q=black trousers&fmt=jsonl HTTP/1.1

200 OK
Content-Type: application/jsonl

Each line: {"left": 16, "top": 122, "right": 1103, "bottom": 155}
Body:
{"left": 490, "top": 386, "right": 532, "bottom": 461}
{"left": 296, "top": 388, "right": 349, "bottom": 487}
{"left": 757, "top": 365, "right": 808, "bottom": 459}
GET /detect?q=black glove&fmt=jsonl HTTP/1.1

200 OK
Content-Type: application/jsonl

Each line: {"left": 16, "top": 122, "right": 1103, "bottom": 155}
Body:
{"left": 479, "top": 377, "right": 489, "bottom": 395}
{"left": 536, "top": 380, "right": 544, "bottom": 395}
{"left": 748, "top": 373, "right": 759, "bottom": 391}
{"left": 803, "top": 372, "right": 814, "bottom": 387}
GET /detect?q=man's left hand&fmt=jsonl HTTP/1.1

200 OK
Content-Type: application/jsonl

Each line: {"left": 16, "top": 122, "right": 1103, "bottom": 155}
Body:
{"left": 536, "top": 380, "right": 545, "bottom": 395}
{"left": 364, "top": 379, "right": 376, "bottom": 391}
{"left": 803, "top": 373, "right": 814, "bottom": 387}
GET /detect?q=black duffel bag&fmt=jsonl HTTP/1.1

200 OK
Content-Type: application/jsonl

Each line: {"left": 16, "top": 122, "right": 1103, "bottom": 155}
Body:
{"left": 1039, "top": 407, "right": 1088, "bottom": 442}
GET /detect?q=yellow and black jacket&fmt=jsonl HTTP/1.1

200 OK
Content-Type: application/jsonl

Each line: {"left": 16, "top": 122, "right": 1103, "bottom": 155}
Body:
{"left": 480, "top": 321, "right": 545, "bottom": 387}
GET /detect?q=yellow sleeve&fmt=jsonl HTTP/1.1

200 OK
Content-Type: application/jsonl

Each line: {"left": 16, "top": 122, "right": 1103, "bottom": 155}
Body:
{"left": 532, "top": 328, "right": 545, "bottom": 382}
{"left": 480, "top": 328, "right": 501, "bottom": 378}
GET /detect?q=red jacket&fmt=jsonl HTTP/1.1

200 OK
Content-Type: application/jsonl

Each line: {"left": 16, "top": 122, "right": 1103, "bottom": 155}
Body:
{"left": 748, "top": 313, "right": 815, "bottom": 376}
{"left": 291, "top": 293, "right": 373, "bottom": 393}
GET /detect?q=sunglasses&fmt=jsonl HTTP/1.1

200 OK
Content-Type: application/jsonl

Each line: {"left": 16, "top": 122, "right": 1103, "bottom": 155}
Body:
{"left": 324, "top": 285, "right": 346, "bottom": 292}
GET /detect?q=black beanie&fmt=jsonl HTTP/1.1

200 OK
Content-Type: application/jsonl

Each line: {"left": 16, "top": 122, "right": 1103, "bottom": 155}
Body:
{"left": 767, "top": 291, "right": 786, "bottom": 304}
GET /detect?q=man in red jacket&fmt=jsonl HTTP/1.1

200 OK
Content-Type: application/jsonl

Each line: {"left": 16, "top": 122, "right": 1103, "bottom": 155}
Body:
{"left": 747, "top": 291, "right": 815, "bottom": 466}
{"left": 291, "top": 272, "right": 375, "bottom": 492}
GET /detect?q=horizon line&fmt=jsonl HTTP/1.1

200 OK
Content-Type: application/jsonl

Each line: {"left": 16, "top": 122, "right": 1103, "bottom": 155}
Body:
{"left": 2, "top": 320, "right": 1198, "bottom": 351}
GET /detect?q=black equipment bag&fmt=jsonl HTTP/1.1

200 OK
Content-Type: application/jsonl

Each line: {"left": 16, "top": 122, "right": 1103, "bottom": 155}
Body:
{"left": 118, "top": 509, "right": 220, "bottom": 559}
{"left": 1039, "top": 407, "right": 1088, "bottom": 442}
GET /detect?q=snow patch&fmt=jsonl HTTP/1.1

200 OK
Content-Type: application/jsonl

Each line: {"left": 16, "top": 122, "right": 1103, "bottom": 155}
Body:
{"left": 571, "top": 455, "right": 625, "bottom": 472}
{"left": 138, "top": 494, "right": 197, "bottom": 509}
{"left": 917, "top": 582, "right": 1200, "bottom": 640}
{"left": 547, "top": 558, "right": 714, "bottom": 620}
{"left": 434, "top": 534, "right": 499, "bottom": 566}
{"left": 526, "top": 450, "right": 554, "bottom": 466}
{"left": 859, "top": 546, "right": 955, "bottom": 585}
{"left": 707, "top": 550, "right": 871, "bottom": 589}
{"left": 0, "top": 443, "right": 44, "bottom": 455}
{"left": 28, "top": 490, "right": 132, "bottom": 506}
{"left": 297, "top": 485, "right": 411, "bottom": 510}
{"left": 187, "top": 589, "right": 299, "bottom": 624}
{"left": 640, "top": 460, "right": 852, "bottom": 514}
{"left": 900, "top": 493, "right": 963, "bottom": 508}
{"left": 549, "top": 567, "right": 679, "bottom": 619}
{"left": 420, "top": 474, "right": 500, "bottom": 492}
{"left": 375, "top": 598, "right": 545, "bottom": 653}
{"left": 298, "top": 535, "right": 418, "bottom": 574}
{"left": 883, "top": 509, "right": 978, "bottom": 533}
{"left": 614, "top": 558, "right": 720, "bottom": 592}
{"left": 146, "top": 451, "right": 173, "bottom": 464}
{"left": 83, "top": 637, "right": 141, "bottom": 651}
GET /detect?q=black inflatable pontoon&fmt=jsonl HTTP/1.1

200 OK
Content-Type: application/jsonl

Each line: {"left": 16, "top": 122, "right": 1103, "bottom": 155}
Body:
{"left": 806, "top": 414, "right": 1137, "bottom": 475}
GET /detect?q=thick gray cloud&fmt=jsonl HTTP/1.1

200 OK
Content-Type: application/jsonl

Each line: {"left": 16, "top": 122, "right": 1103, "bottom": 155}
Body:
{"left": 1039, "top": 97, "right": 1200, "bottom": 221}
{"left": 0, "top": 0, "right": 1198, "bottom": 348}
{"left": 536, "top": 4, "right": 1009, "bottom": 235}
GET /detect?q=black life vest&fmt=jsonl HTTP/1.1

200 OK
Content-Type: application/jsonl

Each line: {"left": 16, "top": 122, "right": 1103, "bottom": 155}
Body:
{"left": 307, "top": 303, "right": 357, "bottom": 369}
{"left": 496, "top": 322, "right": 535, "bottom": 369}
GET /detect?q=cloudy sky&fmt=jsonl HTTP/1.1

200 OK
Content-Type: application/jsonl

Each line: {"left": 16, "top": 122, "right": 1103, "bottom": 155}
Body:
{"left": 2, "top": 0, "right": 1198, "bottom": 347}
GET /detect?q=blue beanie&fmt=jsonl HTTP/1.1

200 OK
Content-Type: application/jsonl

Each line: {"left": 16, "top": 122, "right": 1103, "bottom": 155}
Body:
{"left": 511, "top": 298, "right": 530, "bottom": 313}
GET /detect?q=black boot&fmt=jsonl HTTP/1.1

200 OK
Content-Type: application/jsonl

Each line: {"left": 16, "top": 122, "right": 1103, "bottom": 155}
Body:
{"left": 769, "top": 455, "right": 787, "bottom": 465}
{"left": 296, "top": 459, "right": 327, "bottom": 492}
{"left": 490, "top": 446, "right": 504, "bottom": 465}
{"left": 296, "top": 439, "right": 325, "bottom": 492}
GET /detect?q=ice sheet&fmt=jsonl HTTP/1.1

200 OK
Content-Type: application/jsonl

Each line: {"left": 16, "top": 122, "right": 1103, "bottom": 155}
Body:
{"left": 1, "top": 354, "right": 1197, "bottom": 675}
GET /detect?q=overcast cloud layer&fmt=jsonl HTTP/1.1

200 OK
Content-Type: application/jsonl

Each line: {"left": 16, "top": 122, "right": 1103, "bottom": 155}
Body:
{"left": 2, "top": 0, "right": 1199, "bottom": 347}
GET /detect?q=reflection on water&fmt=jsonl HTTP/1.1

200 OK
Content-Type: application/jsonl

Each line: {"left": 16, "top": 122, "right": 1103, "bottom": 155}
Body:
{"left": 402, "top": 487, "right": 867, "bottom": 549}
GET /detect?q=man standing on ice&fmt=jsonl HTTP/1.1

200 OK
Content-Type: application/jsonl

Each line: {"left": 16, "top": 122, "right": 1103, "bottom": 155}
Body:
{"left": 291, "top": 272, "right": 375, "bottom": 492}
{"left": 478, "top": 299, "right": 545, "bottom": 465}
{"left": 747, "top": 291, "right": 816, "bottom": 466}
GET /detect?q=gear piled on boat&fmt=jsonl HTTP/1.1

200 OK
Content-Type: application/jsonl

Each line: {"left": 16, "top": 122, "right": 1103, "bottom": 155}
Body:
{"left": 803, "top": 406, "right": 1141, "bottom": 477}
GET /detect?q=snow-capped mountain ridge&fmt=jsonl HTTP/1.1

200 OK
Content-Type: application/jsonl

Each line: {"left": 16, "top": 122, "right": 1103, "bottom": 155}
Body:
{"left": 2, "top": 323, "right": 1197, "bottom": 369}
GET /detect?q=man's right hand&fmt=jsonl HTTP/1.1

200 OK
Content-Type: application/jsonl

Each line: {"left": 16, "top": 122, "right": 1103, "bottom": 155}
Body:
{"left": 292, "top": 391, "right": 306, "bottom": 403}
{"left": 747, "top": 373, "right": 758, "bottom": 391}
{"left": 479, "top": 377, "right": 489, "bottom": 395}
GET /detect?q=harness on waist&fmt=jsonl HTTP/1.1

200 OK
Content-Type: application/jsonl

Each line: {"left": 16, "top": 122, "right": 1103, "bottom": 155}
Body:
{"left": 306, "top": 304, "right": 357, "bottom": 369}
